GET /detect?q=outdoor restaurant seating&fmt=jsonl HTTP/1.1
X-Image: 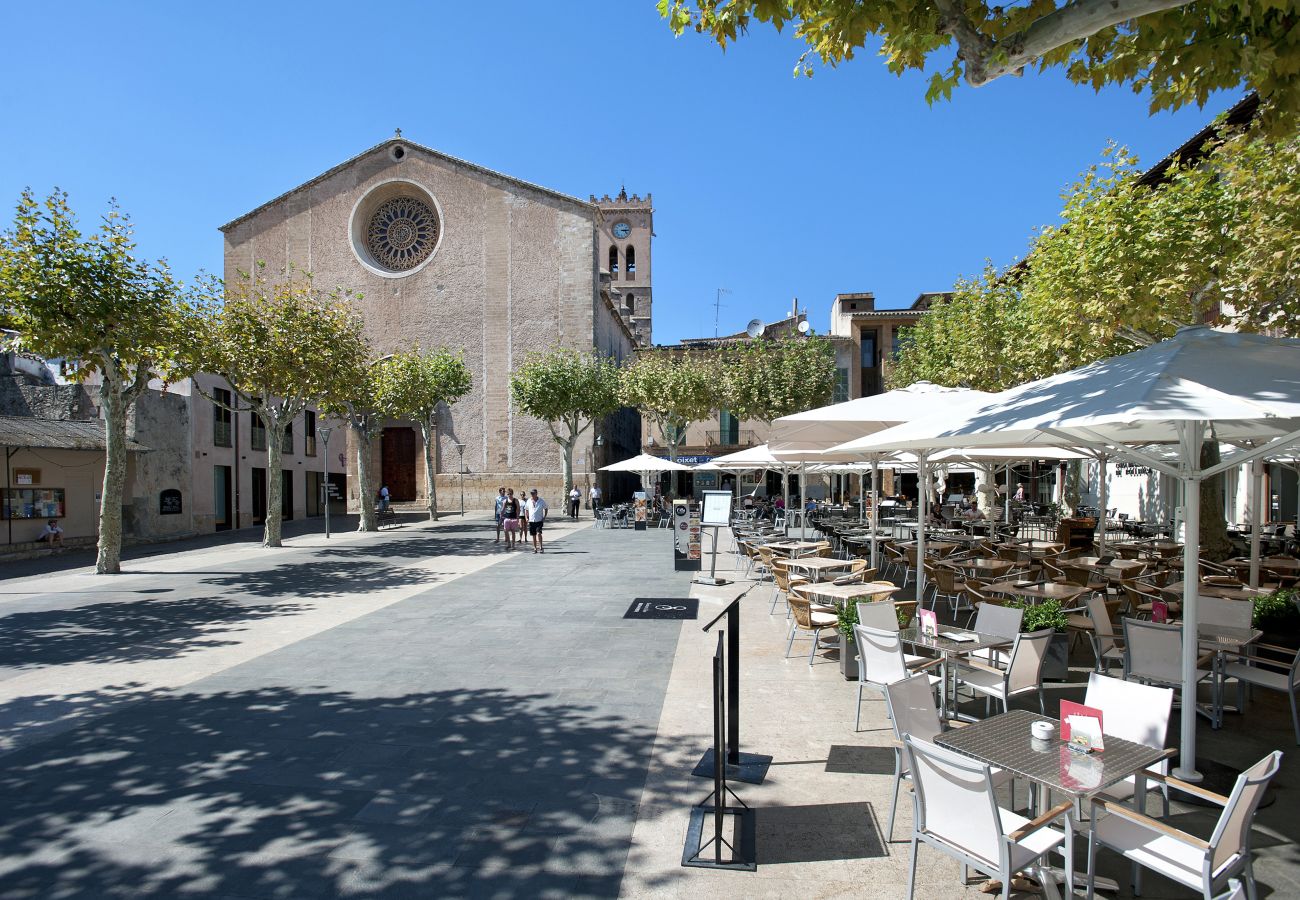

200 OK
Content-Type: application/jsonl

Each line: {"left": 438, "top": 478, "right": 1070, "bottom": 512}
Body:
{"left": 1077, "top": 593, "right": 1126, "bottom": 675}
{"left": 1084, "top": 673, "right": 1175, "bottom": 817}
{"left": 1085, "top": 750, "right": 1281, "bottom": 900}
{"left": 1123, "top": 618, "right": 1218, "bottom": 723}
{"left": 853, "top": 624, "right": 942, "bottom": 731}
{"left": 883, "top": 674, "right": 1016, "bottom": 843}
{"left": 1218, "top": 643, "right": 1300, "bottom": 745}
{"left": 904, "top": 735, "right": 1073, "bottom": 900}
{"left": 785, "top": 595, "right": 839, "bottom": 666}
{"left": 956, "top": 628, "right": 1054, "bottom": 717}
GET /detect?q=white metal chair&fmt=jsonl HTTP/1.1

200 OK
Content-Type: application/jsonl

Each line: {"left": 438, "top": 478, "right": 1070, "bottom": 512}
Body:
{"left": 968, "top": 601, "right": 1024, "bottom": 668}
{"left": 1123, "top": 617, "right": 1218, "bottom": 724}
{"left": 956, "top": 628, "right": 1054, "bottom": 717}
{"left": 1217, "top": 642, "right": 1300, "bottom": 745}
{"left": 1084, "top": 673, "right": 1174, "bottom": 817}
{"left": 883, "top": 674, "right": 1016, "bottom": 843}
{"left": 856, "top": 600, "right": 901, "bottom": 632}
{"left": 1086, "top": 750, "right": 1282, "bottom": 900}
{"left": 1081, "top": 592, "right": 1126, "bottom": 675}
{"left": 853, "top": 624, "right": 941, "bottom": 731}
{"left": 904, "top": 736, "right": 1073, "bottom": 899}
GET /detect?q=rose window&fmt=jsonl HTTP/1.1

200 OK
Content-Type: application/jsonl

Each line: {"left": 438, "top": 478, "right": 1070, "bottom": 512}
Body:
{"left": 365, "top": 197, "right": 439, "bottom": 271}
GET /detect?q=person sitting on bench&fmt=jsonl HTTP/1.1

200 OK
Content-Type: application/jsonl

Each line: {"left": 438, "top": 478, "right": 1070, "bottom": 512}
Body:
{"left": 39, "top": 519, "right": 64, "bottom": 547}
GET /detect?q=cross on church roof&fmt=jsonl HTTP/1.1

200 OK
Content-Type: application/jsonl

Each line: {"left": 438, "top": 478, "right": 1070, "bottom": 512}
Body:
{"left": 394, "top": 128, "right": 402, "bottom": 138}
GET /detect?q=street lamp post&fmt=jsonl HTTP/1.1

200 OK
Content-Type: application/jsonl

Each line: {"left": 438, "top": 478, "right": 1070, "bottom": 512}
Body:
{"left": 452, "top": 441, "right": 465, "bottom": 516}
{"left": 318, "top": 426, "right": 333, "bottom": 539}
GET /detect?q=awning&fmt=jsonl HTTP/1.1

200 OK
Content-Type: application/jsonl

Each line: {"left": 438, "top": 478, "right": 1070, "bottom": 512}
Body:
{"left": 0, "top": 415, "right": 150, "bottom": 452}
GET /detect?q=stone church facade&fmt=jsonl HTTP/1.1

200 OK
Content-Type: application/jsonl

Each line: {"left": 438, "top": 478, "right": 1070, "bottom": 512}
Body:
{"left": 219, "top": 136, "right": 646, "bottom": 511}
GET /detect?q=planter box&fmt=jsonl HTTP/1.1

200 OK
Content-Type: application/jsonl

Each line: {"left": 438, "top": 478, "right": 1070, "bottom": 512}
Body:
{"left": 840, "top": 634, "right": 859, "bottom": 681}
{"left": 1042, "top": 631, "right": 1070, "bottom": 681}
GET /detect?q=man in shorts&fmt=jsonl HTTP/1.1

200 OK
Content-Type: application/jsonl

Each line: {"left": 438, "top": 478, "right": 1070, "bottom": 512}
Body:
{"left": 494, "top": 486, "right": 507, "bottom": 542}
{"left": 526, "top": 488, "right": 548, "bottom": 553}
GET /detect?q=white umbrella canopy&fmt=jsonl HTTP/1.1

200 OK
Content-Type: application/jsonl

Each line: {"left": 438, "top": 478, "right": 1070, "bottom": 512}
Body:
{"left": 600, "top": 452, "right": 694, "bottom": 473}
{"left": 706, "top": 444, "right": 792, "bottom": 470}
{"left": 826, "top": 326, "right": 1300, "bottom": 782}
{"left": 769, "top": 381, "right": 991, "bottom": 457}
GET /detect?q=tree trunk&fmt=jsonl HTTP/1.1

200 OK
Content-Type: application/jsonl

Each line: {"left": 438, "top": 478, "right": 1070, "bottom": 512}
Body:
{"left": 353, "top": 421, "right": 377, "bottom": 531}
{"left": 420, "top": 419, "right": 439, "bottom": 521}
{"left": 1200, "top": 440, "right": 1233, "bottom": 561}
{"left": 561, "top": 434, "right": 576, "bottom": 496}
{"left": 1064, "top": 460, "right": 1083, "bottom": 516}
{"left": 264, "top": 417, "right": 285, "bottom": 547}
{"left": 96, "top": 376, "right": 128, "bottom": 574}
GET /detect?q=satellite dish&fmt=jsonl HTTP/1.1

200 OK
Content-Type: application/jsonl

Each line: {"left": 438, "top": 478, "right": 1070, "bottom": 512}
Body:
{"left": 797, "top": 320, "right": 811, "bottom": 334}
{"left": 745, "top": 318, "right": 764, "bottom": 338}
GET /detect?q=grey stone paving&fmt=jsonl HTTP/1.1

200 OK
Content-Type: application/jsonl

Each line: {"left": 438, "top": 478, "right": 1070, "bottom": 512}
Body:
{"left": 0, "top": 520, "right": 692, "bottom": 898}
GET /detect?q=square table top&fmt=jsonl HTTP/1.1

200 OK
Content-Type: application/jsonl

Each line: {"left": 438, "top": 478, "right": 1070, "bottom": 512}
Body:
{"left": 950, "top": 558, "right": 1016, "bottom": 576}
{"left": 1160, "top": 580, "right": 1268, "bottom": 602}
{"left": 984, "top": 581, "right": 1089, "bottom": 603}
{"left": 767, "top": 540, "right": 824, "bottom": 553}
{"left": 784, "top": 556, "right": 855, "bottom": 572}
{"left": 796, "top": 581, "right": 900, "bottom": 604}
{"left": 899, "top": 540, "right": 961, "bottom": 553}
{"left": 1068, "top": 557, "right": 1149, "bottom": 576}
{"left": 899, "top": 626, "right": 1011, "bottom": 657}
{"left": 935, "top": 708, "right": 1168, "bottom": 799}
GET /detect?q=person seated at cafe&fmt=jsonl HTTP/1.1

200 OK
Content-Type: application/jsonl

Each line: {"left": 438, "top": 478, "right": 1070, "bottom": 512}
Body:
{"left": 39, "top": 519, "right": 64, "bottom": 547}
{"left": 961, "top": 503, "right": 985, "bottom": 521}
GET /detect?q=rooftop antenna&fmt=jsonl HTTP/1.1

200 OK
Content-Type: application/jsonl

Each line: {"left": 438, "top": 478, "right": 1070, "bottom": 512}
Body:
{"left": 714, "top": 287, "right": 732, "bottom": 337}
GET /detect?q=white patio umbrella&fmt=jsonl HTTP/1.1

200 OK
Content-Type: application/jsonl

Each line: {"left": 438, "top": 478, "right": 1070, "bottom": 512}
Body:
{"left": 772, "top": 383, "right": 994, "bottom": 579}
{"left": 826, "top": 326, "right": 1300, "bottom": 780}
{"left": 600, "top": 452, "right": 694, "bottom": 495}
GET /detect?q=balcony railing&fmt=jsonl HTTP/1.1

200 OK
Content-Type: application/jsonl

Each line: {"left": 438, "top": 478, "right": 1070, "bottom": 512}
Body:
{"left": 705, "top": 429, "right": 757, "bottom": 448}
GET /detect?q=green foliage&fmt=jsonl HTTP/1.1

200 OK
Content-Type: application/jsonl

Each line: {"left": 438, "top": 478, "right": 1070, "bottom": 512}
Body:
{"left": 620, "top": 350, "right": 717, "bottom": 454}
{"left": 0, "top": 189, "right": 197, "bottom": 573}
{"left": 0, "top": 189, "right": 192, "bottom": 384}
{"left": 1252, "top": 588, "right": 1300, "bottom": 633}
{"left": 889, "top": 130, "right": 1300, "bottom": 393}
{"left": 1007, "top": 598, "right": 1070, "bottom": 632}
{"left": 659, "top": 0, "right": 1300, "bottom": 134}
{"left": 722, "top": 336, "right": 837, "bottom": 423}
{"left": 374, "top": 347, "right": 473, "bottom": 424}
{"left": 509, "top": 348, "right": 621, "bottom": 439}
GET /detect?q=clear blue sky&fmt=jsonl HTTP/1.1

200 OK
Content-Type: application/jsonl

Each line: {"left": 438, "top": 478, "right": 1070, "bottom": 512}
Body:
{"left": 0, "top": 2, "right": 1240, "bottom": 344}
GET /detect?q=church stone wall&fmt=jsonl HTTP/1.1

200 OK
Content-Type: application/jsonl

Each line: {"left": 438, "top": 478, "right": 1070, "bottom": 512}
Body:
{"left": 222, "top": 141, "right": 624, "bottom": 506}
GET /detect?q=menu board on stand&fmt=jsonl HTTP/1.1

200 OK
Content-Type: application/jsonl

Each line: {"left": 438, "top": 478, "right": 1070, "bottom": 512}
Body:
{"left": 673, "top": 499, "right": 702, "bottom": 571}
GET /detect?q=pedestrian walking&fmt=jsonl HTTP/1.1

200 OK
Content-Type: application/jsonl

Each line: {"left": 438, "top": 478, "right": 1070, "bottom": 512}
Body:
{"left": 526, "top": 488, "right": 548, "bottom": 553}
{"left": 494, "top": 486, "right": 507, "bottom": 542}
{"left": 378, "top": 484, "right": 390, "bottom": 511}
{"left": 589, "top": 483, "right": 601, "bottom": 512}
{"left": 501, "top": 488, "right": 521, "bottom": 550}
{"left": 569, "top": 486, "right": 581, "bottom": 519}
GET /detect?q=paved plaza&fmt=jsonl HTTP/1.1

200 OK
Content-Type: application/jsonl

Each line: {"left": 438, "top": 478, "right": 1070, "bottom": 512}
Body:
{"left": 0, "top": 519, "right": 1297, "bottom": 898}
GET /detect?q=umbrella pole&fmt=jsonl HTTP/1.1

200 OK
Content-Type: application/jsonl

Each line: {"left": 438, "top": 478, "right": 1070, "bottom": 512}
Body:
{"left": 1249, "top": 459, "right": 1263, "bottom": 588}
{"left": 1004, "top": 464, "right": 1011, "bottom": 529}
{"left": 1097, "top": 455, "right": 1109, "bottom": 555}
{"left": 800, "top": 463, "right": 807, "bottom": 540}
{"left": 783, "top": 468, "right": 790, "bottom": 536}
{"left": 1173, "top": 422, "right": 1204, "bottom": 782}
{"left": 917, "top": 451, "right": 928, "bottom": 604}
{"left": 870, "top": 459, "right": 879, "bottom": 571}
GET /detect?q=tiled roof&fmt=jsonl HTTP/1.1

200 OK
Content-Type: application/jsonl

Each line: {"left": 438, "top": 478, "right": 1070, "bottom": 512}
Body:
{"left": 0, "top": 416, "right": 149, "bottom": 452}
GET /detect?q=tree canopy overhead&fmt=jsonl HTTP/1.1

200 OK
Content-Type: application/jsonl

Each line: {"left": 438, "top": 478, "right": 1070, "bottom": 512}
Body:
{"left": 659, "top": 0, "right": 1300, "bottom": 131}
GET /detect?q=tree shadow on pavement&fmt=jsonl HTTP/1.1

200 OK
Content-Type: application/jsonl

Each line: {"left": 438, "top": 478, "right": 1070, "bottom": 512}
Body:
{"left": 0, "top": 596, "right": 310, "bottom": 670}
{"left": 198, "top": 559, "right": 446, "bottom": 599}
{"left": 0, "top": 684, "right": 664, "bottom": 898}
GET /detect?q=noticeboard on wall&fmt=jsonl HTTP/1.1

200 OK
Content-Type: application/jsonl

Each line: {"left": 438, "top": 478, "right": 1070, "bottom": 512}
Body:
{"left": 700, "top": 490, "right": 732, "bottom": 527}
{"left": 159, "top": 489, "right": 183, "bottom": 515}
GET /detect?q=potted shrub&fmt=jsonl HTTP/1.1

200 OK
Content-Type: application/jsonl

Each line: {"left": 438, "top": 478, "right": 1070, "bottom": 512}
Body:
{"left": 1008, "top": 598, "right": 1071, "bottom": 681}
{"left": 1252, "top": 587, "right": 1300, "bottom": 651}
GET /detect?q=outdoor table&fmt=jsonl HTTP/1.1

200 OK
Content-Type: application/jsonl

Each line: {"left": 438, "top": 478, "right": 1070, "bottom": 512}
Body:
{"left": 899, "top": 626, "right": 1012, "bottom": 721}
{"left": 1130, "top": 539, "right": 1183, "bottom": 558}
{"left": 793, "top": 581, "right": 899, "bottom": 607}
{"left": 984, "top": 581, "right": 1089, "bottom": 606}
{"left": 1160, "top": 580, "right": 1268, "bottom": 603}
{"left": 936, "top": 708, "right": 1169, "bottom": 898}
{"left": 767, "top": 540, "right": 823, "bottom": 557}
{"left": 784, "top": 557, "right": 856, "bottom": 582}
{"left": 1068, "top": 556, "right": 1149, "bottom": 579}
{"left": 950, "top": 557, "right": 1016, "bottom": 578}
{"left": 899, "top": 540, "right": 961, "bottom": 557}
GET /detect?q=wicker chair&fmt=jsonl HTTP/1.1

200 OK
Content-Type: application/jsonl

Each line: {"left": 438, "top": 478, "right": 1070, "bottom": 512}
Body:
{"left": 770, "top": 559, "right": 810, "bottom": 615}
{"left": 931, "top": 564, "right": 969, "bottom": 616}
{"left": 786, "top": 595, "right": 839, "bottom": 666}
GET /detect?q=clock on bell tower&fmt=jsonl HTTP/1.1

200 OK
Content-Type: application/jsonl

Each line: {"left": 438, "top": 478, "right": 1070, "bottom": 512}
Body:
{"left": 592, "top": 185, "right": 653, "bottom": 347}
